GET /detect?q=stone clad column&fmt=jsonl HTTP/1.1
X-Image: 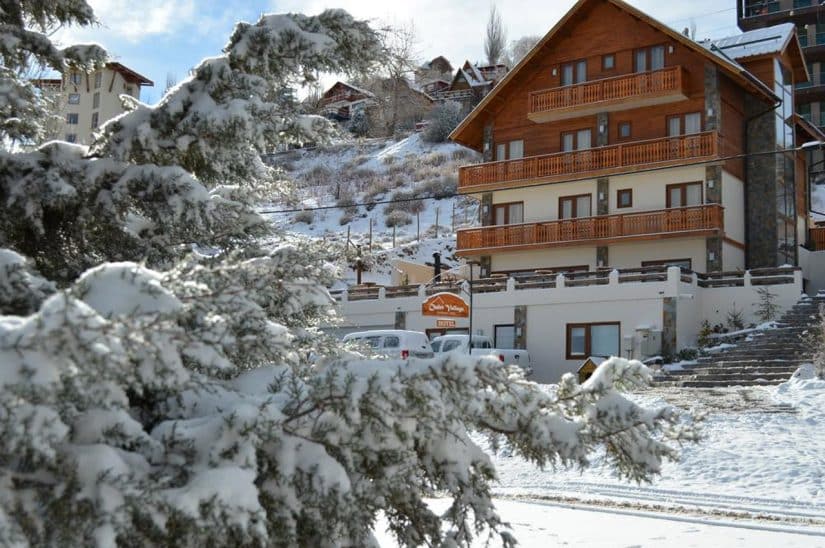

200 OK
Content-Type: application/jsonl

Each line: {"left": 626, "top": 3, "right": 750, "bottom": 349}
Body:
{"left": 662, "top": 297, "right": 677, "bottom": 360}
{"left": 394, "top": 311, "right": 406, "bottom": 330}
{"left": 514, "top": 305, "right": 527, "bottom": 349}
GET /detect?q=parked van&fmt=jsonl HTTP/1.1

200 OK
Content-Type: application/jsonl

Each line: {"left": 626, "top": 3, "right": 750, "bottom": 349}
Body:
{"left": 342, "top": 330, "right": 434, "bottom": 359}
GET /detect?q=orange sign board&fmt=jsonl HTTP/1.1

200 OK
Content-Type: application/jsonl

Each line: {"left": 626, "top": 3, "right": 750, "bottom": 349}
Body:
{"left": 436, "top": 319, "right": 457, "bottom": 328}
{"left": 422, "top": 292, "right": 469, "bottom": 318}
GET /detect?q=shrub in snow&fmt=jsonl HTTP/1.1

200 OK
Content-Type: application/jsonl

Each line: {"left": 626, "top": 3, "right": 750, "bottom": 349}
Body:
{"left": 726, "top": 303, "right": 745, "bottom": 331}
{"left": 420, "top": 174, "right": 458, "bottom": 199}
{"left": 384, "top": 189, "right": 425, "bottom": 215}
{"left": 293, "top": 209, "right": 314, "bottom": 224}
{"left": 348, "top": 107, "right": 369, "bottom": 137}
{"left": 0, "top": 3, "right": 699, "bottom": 547}
{"left": 385, "top": 210, "right": 413, "bottom": 227}
{"left": 814, "top": 305, "right": 825, "bottom": 379}
{"left": 754, "top": 287, "right": 780, "bottom": 322}
{"left": 423, "top": 101, "right": 466, "bottom": 143}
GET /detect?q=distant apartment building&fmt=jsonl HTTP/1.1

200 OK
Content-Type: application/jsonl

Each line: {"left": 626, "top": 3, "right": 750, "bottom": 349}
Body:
{"left": 34, "top": 62, "right": 153, "bottom": 145}
{"left": 738, "top": 0, "right": 825, "bottom": 130}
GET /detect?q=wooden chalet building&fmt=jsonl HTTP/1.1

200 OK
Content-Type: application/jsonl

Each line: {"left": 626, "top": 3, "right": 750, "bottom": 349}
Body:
{"left": 436, "top": 61, "right": 509, "bottom": 106}
{"left": 450, "top": 0, "right": 825, "bottom": 284}
{"left": 318, "top": 81, "right": 374, "bottom": 121}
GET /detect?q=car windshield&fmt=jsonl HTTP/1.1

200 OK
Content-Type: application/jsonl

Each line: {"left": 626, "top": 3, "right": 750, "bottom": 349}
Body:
{"left": 442, "top": 340, "right": 462, "bottom": 352}
{"left": 431, "top": 340, "right": 442, "bottom": 352}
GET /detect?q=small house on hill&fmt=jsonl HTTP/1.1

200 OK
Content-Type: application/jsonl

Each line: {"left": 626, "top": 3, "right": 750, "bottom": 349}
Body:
{"left": 416, "top": 56, "right": 454, "bottom": 84}
{"left": 435, "top": 60, "right": 509, "bottom": 107}
{"left": 318, "top": 81, "right": 375, "bottom": 121}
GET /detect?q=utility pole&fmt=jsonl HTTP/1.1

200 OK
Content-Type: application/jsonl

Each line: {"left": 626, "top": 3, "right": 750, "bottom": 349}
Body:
{"left": 452, "top": 202, "right": 456, "bottom": 232}
{"left": 346, "top": 225, "right": 351, "bottom": 252}
{"left": 416, "top": 211, "right": 420, "bottom": 242}
{"left": 435, "top": 207, "right": 439, "bottom": 239}
{"left": 393, "top": 225, "right": 396, "bottom": 248}
{"left": 368, "top": 217, "right": 373, "bottom": 249}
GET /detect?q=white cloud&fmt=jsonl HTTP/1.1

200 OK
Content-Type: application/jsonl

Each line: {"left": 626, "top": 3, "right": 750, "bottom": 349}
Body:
{"left": 56, "top": 0, "right": 198, "bottom": 46}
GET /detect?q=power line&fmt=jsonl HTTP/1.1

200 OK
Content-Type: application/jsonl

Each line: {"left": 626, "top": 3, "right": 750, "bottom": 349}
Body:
{"left": 261, "top": 144, "right": 815, "bottom": 215}
{"left": 664, "top": 7, "right": 736, "bottom": 27}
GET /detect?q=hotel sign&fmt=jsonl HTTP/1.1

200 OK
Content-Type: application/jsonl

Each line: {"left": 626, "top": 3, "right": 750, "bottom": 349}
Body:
{"left": 421, "top": 292, "right": 469, "bottom": 318}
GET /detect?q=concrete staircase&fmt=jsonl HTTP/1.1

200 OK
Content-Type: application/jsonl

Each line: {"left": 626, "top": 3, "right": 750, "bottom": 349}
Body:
{"left": 656, "top": 293, "right": 824, "bottom": 388}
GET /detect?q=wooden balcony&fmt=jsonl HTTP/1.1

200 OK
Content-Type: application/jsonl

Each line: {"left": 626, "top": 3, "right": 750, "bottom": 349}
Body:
{"left": 811, "top": 227, "right": 825, "bottom": 251}
{"left": 456, "top": 204, "right": 724, "bottom": 255}
{"left": 458, "top": 132, "right": 719, "bottom": 193}
{"left": 528, "top": 67, "right": 688, "bottom": 123}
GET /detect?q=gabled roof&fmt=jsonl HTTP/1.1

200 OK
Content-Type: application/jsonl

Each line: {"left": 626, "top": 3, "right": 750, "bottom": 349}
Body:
{"left": 107, "top": 62, "right": 153, "bottom": 86}
{"left": 702, "top": 23, "right": 808, "bottom": 83}
{"left": 450, "top": 0, "right": 780, "bottom": 150}
{"left": 323, "top": 81, "right": 375, "bottom": 99}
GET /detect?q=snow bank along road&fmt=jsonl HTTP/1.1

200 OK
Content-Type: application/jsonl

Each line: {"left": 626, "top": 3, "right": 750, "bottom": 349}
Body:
{"left": 374, "top": 498, "right": 825, "bottom": 547}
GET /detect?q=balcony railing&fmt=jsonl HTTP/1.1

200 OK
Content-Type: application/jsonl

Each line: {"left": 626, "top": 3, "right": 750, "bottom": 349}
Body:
{"left": 528, "top": 66, "right": 687, "bottom": 121}
{"left": 456, "top": 204, "right": 724, "bottom": 254}
{"left": 458, "top": 131, "right": 719, "bottom": 192}
{"left": 811, "top": 227, "right": 825, "bottom": 251}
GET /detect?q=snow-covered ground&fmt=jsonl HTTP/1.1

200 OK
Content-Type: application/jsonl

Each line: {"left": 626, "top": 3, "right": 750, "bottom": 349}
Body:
{"left": 375, "top": 498, "right": 825, "bottom": 547}
{"left": 264, "top": 134, "right": 479, "bottom": 285}
{"left": 376, "top": 367, "right": 825, "bottom": 546}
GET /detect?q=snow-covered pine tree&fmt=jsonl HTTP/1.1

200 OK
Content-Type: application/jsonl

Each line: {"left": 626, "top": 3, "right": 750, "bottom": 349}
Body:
{"left": 0, "top": 2, "right": 699, "bottom": 547}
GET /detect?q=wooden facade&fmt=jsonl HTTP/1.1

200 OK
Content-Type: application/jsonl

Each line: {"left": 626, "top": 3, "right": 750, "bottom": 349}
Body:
{"left": 457, "top": 204, "right": 724, "bottom": 255}
{"left": 448, "top": 0, "right": 818, "bottom": 274}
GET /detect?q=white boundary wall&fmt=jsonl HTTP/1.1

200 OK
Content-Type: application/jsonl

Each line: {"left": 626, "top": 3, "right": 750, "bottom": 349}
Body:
{"left": 332, "top": 268, "right": 804, "bottom": 383}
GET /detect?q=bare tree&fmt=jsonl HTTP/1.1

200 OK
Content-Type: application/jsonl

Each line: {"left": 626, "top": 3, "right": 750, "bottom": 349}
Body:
{"left": 164, "top": 72, "right": 177, "bottom": 95}
{"left": 504, "top": 35, "right": 541, "bottom": 67}
{"left": 369, "top": 22, "right": 420, "bottom": 135}
{"left": 484, "top": 4, "right": 506, "bottom": 66}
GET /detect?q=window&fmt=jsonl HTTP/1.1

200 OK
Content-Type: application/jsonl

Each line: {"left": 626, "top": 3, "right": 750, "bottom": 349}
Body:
{"left": 685, "top": 112, "right": 702, "bottom": 134}
{"left": 65, "top": 133, "right": 77, "bottom": 143}
{"left": 94, "top": 71, "right": 102, "bottom": 88}
{"left": 618, "top": 121, "right": 631, "bottom": 139}
{"left": 509, "top": 140, "right": 524, "bottom": 160}
{"left": 66, "top": 113, "right": 79, "bottom": 125}
{"left": 566, "top": 322, "right": 620, "bottom": 359}
{"left": 69, "top": 72, "right": 82, "bottom": 85}
{"left": 93, "top": 92, "right": 100, "bottom": 109}
{"left": 68, "top": 93, "right": 80, "bottom": 105}
{"left": 666, "top": 182, "right": 703, "bottom": 208}
{"left": 561, "top": 59, "right": 587, "bottom": 86}
{"left": 382, "top": 336, "right": 400, "bottom": 349}
{"left": 561, "top": 128, "right": 592, "bottom": 152}
{"left": 602, "top": 54, "right": 615, "bottom": 70}
{"left": 641, "top": 258, "right": 693, "bottom": 270}
{"left": 559, "top": 194, "right": 592, "bottom": 219}
{"left": 496, "top": 143, "right": 506, "bottom": 161}
{"left": 617, "top": 189, "right": 633, "bottom": 208}
{"left": 635, "top": 45, "right": 666, "bottom": 72}
{"left": 667, "top": 112, "right": 702, "bottom": 136}
{"left": 125, "top": 85, "right": 134, "bottom": 96}
{"left": 493, "top": 202, "right": 524, "bottom": 225}
{"left": 494, "top": 325, "right": 516, "bottom": 349}
{"left": 91, "top": 112, "right": 99, "bottom": 129}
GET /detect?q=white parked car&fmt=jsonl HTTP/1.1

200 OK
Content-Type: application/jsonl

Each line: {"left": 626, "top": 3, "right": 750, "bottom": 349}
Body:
{"left": 342, "top": 330, "right": 434, "bottom": 359}
{"left": 430, "top": 334, "right": 532, "bottom": 374}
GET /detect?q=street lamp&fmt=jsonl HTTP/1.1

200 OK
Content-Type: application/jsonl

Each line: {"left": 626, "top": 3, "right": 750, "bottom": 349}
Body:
{"left": 464, "top": 259, "right": 482, "bottom": 355}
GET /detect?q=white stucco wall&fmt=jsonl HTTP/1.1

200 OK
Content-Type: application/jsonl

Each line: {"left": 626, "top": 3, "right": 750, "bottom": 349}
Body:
{"left": 799, "top": 247, "right": 825, "bottom": 296}
{"left": 721, "top": 170, "right": 746, "bottom": 245}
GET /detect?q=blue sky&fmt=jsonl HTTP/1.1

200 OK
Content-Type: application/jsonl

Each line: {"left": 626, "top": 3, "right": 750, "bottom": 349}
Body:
{"left": 56, "top": 0, "right": 741, "bottom": 104}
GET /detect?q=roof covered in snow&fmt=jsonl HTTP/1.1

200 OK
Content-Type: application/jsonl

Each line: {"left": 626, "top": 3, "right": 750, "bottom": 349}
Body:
{"left": 701, "top": 23, "right": 795, "bottom": 62}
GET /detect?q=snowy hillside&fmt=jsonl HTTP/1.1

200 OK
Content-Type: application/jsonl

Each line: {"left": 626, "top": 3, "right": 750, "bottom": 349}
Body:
{"left": 263, "top": 134, "right": 481, "bottom": 286}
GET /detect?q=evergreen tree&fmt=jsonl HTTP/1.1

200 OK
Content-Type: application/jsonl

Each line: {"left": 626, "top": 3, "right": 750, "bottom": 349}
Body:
{"left": 0, "top": 3, "right": 699, "bottom": 546}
